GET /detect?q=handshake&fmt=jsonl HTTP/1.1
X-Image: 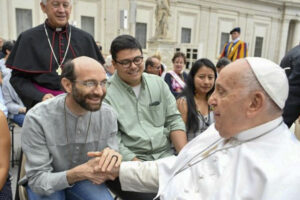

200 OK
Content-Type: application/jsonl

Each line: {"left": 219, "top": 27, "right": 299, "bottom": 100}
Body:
{"left": 66, "top": 148, "right": 123, "bottom": 185}
{"left": 87, "top": 148, "right": 122, "bottom": 184}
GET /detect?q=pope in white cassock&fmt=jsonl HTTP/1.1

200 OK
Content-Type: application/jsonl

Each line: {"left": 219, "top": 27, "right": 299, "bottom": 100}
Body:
{"left": 95, "top": 57, "right": 300, "bottom": 200}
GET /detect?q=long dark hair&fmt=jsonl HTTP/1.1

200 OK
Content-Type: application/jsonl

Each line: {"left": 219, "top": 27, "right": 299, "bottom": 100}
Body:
{"left": 178, "top": 58, "right": 217, "bottom": 133}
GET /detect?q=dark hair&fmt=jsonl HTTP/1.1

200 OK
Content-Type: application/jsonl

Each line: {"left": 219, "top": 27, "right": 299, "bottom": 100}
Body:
{"left": 61, "top": 60, "right": 76, "bottom": 82}
{"left": 145, "top": 57, "right": 154, "bottom": 70}
{"left": 178, "top": 58, "right": 217, "bottom": 133}
{"left": 2, "top": 40, "right": 15, "bottom": 55}
{"left": 110, "top": 35, "right": 143, "bottom": 61}
{"left": 216, "top": 57, "right": 231, "bottom": 68}
{"left": 172, "top": 52, "right": 186, "bottom": 64}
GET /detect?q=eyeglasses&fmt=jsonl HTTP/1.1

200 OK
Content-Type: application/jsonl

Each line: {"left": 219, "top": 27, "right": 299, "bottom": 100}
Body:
{"left": 74, "top": 80, "right": 107, "bottom": 89}
{"left": 115, "top": 56, "right": 144, "bottom": 68}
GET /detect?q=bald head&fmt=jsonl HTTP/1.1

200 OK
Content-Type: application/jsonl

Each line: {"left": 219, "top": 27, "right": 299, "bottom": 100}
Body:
{"left": 72, "top": 56, "right": 106, "bottom": 75}
{"left": 61, "top": 56, "right": 105, "bottom": 82}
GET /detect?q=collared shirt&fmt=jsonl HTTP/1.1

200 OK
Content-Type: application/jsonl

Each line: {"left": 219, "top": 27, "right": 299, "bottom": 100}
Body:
{"left": 232, "top": 37, "right": 240, "bottom": 44}
{"left": 105, "top": 73, "right": 185, "bottom": 161}
{"left": 21, "top": 94, "right": 118, "bottom": 195}
{"left": 120, "top": 117, "right": 300, "bottom": 200}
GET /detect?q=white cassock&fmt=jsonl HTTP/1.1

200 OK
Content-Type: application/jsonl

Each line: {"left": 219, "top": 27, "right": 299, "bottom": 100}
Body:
{"left": 120, "top": 117, "right": 300, "bottom": 200}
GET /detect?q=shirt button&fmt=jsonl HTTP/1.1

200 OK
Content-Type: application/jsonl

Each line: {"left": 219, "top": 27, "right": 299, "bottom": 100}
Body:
{"left": 76, "top": 146, "right": 79, "bottom": 150}
{"left": 73, "top": 160, "right": 76, "bottom": 163}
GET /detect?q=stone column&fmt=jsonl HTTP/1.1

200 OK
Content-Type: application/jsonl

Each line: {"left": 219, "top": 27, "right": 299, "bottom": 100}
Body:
{"left": 198, "top": 5, "right": 210, "bottom": 58}
{"left": 278, "top": 18, "right": 290, "bottom": 61}
{"left": 292, "top": 20, "right": 300, "bottom": 47}
{"left": 147, "top": 38, "right": 176, "bottom": 68}
{"left": 0, "top": 0, "right": 8, "bottom": 38}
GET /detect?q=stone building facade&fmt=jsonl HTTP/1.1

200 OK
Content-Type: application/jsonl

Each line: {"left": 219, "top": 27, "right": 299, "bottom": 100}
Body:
{"left": 1, "top": 0, "right": 300, "bottom": 67}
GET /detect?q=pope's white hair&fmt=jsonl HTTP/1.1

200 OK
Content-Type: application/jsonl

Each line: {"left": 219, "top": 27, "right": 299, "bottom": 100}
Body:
{"left": 41, "top": 0, "right": 72, "bottom": 5}
{"left": 41, "top": 0, "right": 47, "bottom": 5}
{"left": 240, "top": 65, "right": 282, "bottom": 114}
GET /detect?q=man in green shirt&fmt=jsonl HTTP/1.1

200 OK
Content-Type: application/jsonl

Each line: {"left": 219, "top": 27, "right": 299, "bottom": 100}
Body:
{"left": 104, "top": 35, "right": 187, "bottom": 199}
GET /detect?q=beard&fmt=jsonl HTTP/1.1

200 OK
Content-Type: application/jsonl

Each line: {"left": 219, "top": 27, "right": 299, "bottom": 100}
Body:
{"left": 72, "top": 86, "right": 105, "bottom": 112}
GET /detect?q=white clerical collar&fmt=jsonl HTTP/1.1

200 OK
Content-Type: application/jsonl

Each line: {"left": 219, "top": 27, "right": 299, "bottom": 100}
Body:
{"left": 233, "top": 117, "right": 283, "bottom": 141}
{"left": 232, "top": 38, "right": 240, "bottom": 43}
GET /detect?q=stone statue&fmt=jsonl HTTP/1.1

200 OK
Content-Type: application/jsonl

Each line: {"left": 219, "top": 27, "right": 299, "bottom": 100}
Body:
{"left": 155, "top": 0, "right": 171, "bottom": 39}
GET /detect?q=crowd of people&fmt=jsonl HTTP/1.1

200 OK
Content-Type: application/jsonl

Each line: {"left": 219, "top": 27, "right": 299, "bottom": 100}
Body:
{"left": 0, "top": 0, "right": 300, "bottom": 200}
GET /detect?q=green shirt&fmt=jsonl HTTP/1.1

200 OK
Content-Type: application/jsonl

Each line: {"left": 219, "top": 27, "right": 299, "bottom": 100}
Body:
{"left": 105, "top": 73, "right": 186, "bottom": 161}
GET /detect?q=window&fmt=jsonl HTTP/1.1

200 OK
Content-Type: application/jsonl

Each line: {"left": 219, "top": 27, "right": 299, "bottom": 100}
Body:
{"left": 254, "top": 37, "right": 263, "bottom": 57}
{"left": 135, "top": 23, "right": 147, "bottom": 49}
{"left": 16, "top": 8, "right": 32, "bottom": 37}
{"left": 220, "top": 32, "right": 230, "bottom": 53}
{"left": 81, "top": 16, "right": 95, "bottom": 37}
{"left": 181, "top": 28, "right": 191, "bottom": 43}
{"left": 186, "top": 48, "right": 198, "bottom": 69}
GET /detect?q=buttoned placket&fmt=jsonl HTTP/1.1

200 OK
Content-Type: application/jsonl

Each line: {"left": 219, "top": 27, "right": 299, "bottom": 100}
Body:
{"left": 58, "top": 31, "right": 66, "bottom": 65}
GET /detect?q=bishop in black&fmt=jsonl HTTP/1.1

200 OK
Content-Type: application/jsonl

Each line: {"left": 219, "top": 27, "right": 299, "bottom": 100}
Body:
{"left": 6, "top": 0, "right": 104, "bottom": 109}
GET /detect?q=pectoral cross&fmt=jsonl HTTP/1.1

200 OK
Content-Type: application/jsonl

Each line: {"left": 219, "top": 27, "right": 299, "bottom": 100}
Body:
{"left": 56, "top": 66, "right": 62, "bottom": 75}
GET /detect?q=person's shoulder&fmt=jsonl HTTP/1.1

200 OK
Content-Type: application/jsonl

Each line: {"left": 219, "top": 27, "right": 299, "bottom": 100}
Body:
{"left": 143, "top": 73, "right": 166, "bottom": 84}
{"left": 27, "top": 94, "right": 64, "bottom": 116}
{"left": 285, "top": 45, "right": 300, "bottom": 57}
{"left": 100, "top": 102, "right": 115, "bottom": 112}
{"left": 164, "top": 72, "right": 172, "bottom": 79}
{"left": 239, "top": 40, "right": 247, "bottom": 44}
{"left": 99, "top": 102, "right": 118, "bottom": 118}
{"left": 71, "top": 25, "right": 93, "bottom": 39}
{"left": 20, "top": 24, "right": 43, "bottom": 36}
{"left": 143, "top": 72, "right": 161, "bottom": 80}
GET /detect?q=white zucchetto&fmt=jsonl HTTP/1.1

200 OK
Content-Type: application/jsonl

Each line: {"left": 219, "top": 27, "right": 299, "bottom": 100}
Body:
{"left": 245, "top": 57, "right": 289, "bottom": 109}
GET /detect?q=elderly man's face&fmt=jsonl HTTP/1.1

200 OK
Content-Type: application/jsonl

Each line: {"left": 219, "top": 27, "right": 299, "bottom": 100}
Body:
{"left": 146, "top": 57, "right": 161, "bottom": 76}
{"left": 208, "top": 60, "right": 250, "bottom": 138}
{"left": 41, "top": 0, "right": 72, "bottom": 28}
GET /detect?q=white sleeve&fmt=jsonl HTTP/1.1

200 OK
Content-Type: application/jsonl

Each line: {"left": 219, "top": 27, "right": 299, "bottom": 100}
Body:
{"left": 119, "top": 161, "right": 159, "bottom": 193}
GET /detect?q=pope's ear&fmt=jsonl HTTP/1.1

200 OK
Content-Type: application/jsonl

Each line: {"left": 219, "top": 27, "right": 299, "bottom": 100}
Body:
{"left": 61, "top": 77, "right": 72, "bottom": 93}
{"left": 247, "top": 91, "right": 264, "bottom": 116}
